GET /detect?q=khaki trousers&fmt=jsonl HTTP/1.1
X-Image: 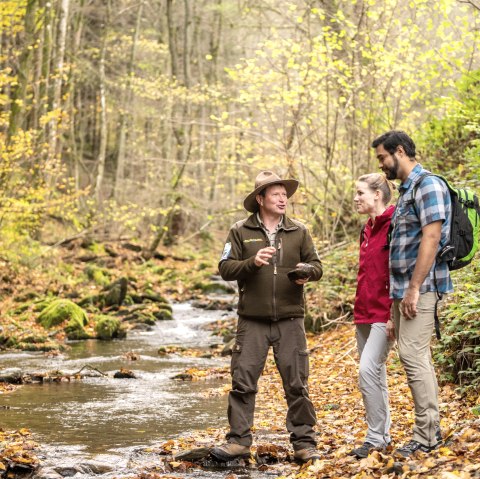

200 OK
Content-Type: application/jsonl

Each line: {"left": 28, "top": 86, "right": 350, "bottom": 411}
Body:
{"left": 226, "top": 316, "right": 317, "bottom": 450}
{"left": 393, "top": 292, "right": 440, "bottom": 446}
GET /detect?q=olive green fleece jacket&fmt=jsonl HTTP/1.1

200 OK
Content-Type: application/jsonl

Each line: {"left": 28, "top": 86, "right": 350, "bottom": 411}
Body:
{"left": 219, "top": 214, "right": 322, "bottom": 321}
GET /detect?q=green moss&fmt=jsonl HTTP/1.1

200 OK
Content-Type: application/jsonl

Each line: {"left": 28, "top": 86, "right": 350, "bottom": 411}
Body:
{"left": 17, "top": 341, "right": 62, "bottom": 352}
{"left": 86, "top": 242, "right": 106, "bottom": 255}
{"left": 32, "top": 297, "right": 56, "bottom": 312}
{"left": 193, "top": 281, "right": 235, "bottom": 294}
{"left": 77, "top": 294, "right": 105, "bottom": 309}
{"left": 142, "top": 290, "right": 169, "bottom": 304}
{"left": 154, "top": 308, "right": 173, "bottom": 321}
{"left": 95, "top": 315, "right": 125, "bottom": 340}
{"left": 65, "top": 320, "right": 91, "bottom": 340}
{"left": 123, "top": 311, "right": 156, "bottom": 325}
{"left": 84, "top": 265, "right": 110, "bottom": 286}
{"left": 37, "top": 299, "right": 89, "bottom": 330}
{"left": 123, "top": 295, "right": 134, "bottom": 306}
{"left": 104, "top": 278, "right": 128, "bottom": 307}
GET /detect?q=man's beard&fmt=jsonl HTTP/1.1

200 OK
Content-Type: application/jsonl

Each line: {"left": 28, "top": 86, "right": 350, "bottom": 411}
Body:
{"left": 384, "top": 153, "right": 400, "bottom": 180}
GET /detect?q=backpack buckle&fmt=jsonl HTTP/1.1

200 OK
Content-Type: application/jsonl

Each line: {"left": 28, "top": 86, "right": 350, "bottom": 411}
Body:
{"left": 437, "top": 244, "right": 455, "bottom": 262}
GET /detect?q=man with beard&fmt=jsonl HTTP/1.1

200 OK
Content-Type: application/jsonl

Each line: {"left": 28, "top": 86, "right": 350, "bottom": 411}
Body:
{"left": 371, "top": 130, "right": 452, "bottom": 457}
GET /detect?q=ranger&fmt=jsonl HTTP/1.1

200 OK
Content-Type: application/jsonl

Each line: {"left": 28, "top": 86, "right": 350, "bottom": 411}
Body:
{"left": 211, "top": 170, "right": 323, "bottom": 464}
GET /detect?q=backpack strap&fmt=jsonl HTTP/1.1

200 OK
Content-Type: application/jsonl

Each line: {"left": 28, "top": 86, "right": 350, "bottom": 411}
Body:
{"left": 405, "top": 172, "right": 444, "bottom": 339}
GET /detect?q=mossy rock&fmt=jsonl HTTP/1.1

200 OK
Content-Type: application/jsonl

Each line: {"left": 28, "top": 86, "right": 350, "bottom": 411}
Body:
{"left": 193, "top": 282, "right": 235, "bottom": 294}
{"left": 4, "top": 337, "right": 19, "bottom": 348}
{"left": 77, "top": 294, "right": 105, "bottom": 309}
{"left": 141, "top": 290, "right": 169, "bottom": 304}
{"left": 153, "top": 308, "right": 173, "bottom": 321}
{"left": 133, "top": 312, "right": 156, "bottom": 325}
{"left": 65, "top": 320, "right": 91, "bottom": 340}
{"left": 123, "top": 295, "right": 134, "bottom": 306}
{"left": 11, "top": 303, "right": 31, "bottom": 314}
{"left": 13, "top": 290, "right": 40, "bottom": 302}
{"left": 37, "top": 299, "right": 89, "bottom": 330}
{"left": 84, "top": 265, "right": 110, "bottom": 286}
{"left": 197, "top": 262, "right": 212, "bottom": 271}
{"left": 32, "top": 297, "right": 57, "bottom": 313}
{"left": 120, "top": 310, "right": 156, "bottom": 325}
{"left": 95, "top": 315, "right": 126, "bottom": 340}
{"left": 161, "top": 302, "right": 172, "bottom": 312}
{"left": 104, "top": 278, "right": 128, "bottom": 307}
{"left": 18, "top": 334, "right": 49, "bottom": 344}
{"left": 18, "top": 341, "right": 62, "bottom": 352}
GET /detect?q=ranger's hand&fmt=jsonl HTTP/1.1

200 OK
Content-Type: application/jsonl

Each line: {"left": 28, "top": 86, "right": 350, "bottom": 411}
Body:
{"left": 254, "top": 246, "right": 276, "bottom": 267}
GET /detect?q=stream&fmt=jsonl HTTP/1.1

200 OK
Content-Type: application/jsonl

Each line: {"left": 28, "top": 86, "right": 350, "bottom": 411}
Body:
{"left": 0, "top": 302, "right": 239, "bottom": 478}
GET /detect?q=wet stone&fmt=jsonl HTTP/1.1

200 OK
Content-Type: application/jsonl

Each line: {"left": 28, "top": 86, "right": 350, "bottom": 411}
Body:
{"left": 174, "top": 447, "right": 211, "bottom": 461}
{"left": 80, "top": 461, "right": 115, "bottom": 474}
{"left": 0, "top": 367, "right": 23, "bottom": 383}
{"left": 114, "top": 368, "right": 136, "bottom": 379}
{"left": 33, "top": 468, "right": 64, "bottom": 479}
{"left": 53, "top": 465, "right": 84, "bottom": 476}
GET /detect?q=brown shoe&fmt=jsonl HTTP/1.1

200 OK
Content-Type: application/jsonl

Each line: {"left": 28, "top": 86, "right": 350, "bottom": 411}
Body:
{"left": 210, "top": 443, "right": 251, "bottom": 462}
{"left": 294, "top": 447, "right": 321, "bottom": 464}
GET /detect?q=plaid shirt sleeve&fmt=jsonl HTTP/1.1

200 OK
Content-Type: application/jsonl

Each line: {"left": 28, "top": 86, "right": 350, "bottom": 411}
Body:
{"left": 415, "top": 176, "right": 449, "bottom": 227}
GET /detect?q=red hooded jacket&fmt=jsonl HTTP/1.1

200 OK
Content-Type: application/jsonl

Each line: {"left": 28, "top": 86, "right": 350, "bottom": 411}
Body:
{"left": 354, "top": 205, "right": 395, "bottom": 324}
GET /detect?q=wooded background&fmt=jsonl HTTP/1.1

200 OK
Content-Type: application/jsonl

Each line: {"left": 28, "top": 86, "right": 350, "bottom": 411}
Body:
{"left": 1, "top": 0, "right": 479, "bottom": 254}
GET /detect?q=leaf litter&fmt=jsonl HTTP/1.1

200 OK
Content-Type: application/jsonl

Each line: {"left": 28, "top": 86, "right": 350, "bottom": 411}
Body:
{"left": 136, "top": 324, "right": 480, "bottom": 479}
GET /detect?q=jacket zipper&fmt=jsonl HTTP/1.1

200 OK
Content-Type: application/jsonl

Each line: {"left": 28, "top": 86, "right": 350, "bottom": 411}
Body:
{"left": 272, "top": 235, "right": 283, "bottom": 321}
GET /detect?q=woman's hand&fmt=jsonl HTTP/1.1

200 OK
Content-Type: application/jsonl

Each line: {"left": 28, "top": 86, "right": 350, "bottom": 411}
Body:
{"left": 386, "top": 319, "right": 396, "bottom": 341}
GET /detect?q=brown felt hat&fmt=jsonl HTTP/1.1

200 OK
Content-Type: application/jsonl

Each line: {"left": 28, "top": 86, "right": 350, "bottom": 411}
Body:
{"left": 243, "top": 170, "right": 299, "bottom": 213}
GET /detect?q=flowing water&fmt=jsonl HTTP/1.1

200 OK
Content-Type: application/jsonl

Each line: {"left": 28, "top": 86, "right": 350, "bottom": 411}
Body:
{"left": 0, "top": 302, "right": 240, "bottom": 477}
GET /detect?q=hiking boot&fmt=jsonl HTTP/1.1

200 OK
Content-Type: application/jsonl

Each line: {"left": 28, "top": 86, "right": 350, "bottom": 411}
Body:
{"left": 436, "top": 426, "right": 443, "bottom": 444}
{"left": 348, "top": 442, "right": 376, "bottom": 459}
{"left": 293, "top": 447, "right": 321, "bottom": 464}
{"left": 395, "top": 439, "right": 439, "bottom": 458}
{"left": 210, "top": 443, "right": 251, "bottom": 462}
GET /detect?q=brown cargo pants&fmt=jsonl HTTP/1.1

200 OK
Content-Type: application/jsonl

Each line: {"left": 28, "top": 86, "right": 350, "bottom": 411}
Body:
{"left": 225, "top": 316, "right": 317, "bottom": 451}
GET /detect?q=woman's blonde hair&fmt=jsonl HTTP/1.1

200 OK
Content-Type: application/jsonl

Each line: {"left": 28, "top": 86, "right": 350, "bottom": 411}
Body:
{"left": 357, "top": 173, "right": 396, "bottom": 204}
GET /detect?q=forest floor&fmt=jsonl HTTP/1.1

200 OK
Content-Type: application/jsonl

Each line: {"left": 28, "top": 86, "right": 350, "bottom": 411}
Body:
{"left": 0, "top": 242, "right": 479, "bottom": 478}
{"left": 133, "top": 323, "right": 480, "bottom": 479}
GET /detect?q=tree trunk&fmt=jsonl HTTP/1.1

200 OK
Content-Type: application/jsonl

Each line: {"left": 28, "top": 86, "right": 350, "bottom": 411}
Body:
{"left": 37, "top": 0, "right": 53, "bottom": 142}
{"left": 94, "top": 14, "right": 109, "bottom": 204}
{"left": 67, "top": 0, "right": 85, "bottom": 191}
{"left": 48, "top": 0, "right": 70, "bottom": 160}
{"left": 166, "top": 0, "right": 178, "bottom": 78}
{"left": 147, "top": 0, "right": 194, "bottom": 253}
{"left": 7, "top": 0, "right": 37, "bottom": 140}
{"left": 114, "top": 0, "right": 144, "bottom": 201}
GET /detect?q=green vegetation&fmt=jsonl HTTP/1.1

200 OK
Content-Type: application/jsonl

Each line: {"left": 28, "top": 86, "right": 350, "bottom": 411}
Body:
{"left": 94, "top": 316, "right": 125, "bottom": 340}
{"left": 37, "top": 299, "right": 88, "bottom": 329}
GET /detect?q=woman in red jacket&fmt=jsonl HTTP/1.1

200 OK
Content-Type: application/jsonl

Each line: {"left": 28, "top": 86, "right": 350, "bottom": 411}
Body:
{"left": 349, "top": 173, "right": 395, "bottom": 459}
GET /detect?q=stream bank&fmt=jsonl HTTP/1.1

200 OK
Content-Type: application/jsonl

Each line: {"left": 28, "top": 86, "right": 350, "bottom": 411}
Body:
{"left": 0, "top": 302, "right": 237, "bottom": 478}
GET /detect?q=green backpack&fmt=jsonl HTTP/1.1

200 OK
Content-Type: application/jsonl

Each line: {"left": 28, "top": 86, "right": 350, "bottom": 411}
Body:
{"left": 411, "top": 174, "right": 480, "bottom": 271}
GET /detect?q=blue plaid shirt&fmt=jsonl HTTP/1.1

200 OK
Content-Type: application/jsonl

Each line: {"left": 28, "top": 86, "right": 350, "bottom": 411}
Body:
{"left": 389, "top": 164, "right": 453, "bottom": 299}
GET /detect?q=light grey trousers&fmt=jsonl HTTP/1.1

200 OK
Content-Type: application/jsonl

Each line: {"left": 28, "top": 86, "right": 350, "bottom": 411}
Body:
{"left": 393, "top": 292, "right": 441, "bottom": 446}
{"left": 356, "top": 322, "right": 393, "bottom": 447}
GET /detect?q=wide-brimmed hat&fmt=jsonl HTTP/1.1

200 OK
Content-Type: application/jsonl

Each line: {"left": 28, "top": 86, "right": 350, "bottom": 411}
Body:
{"left": 243, "top": 170, "right": 299, "bottom": 212}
